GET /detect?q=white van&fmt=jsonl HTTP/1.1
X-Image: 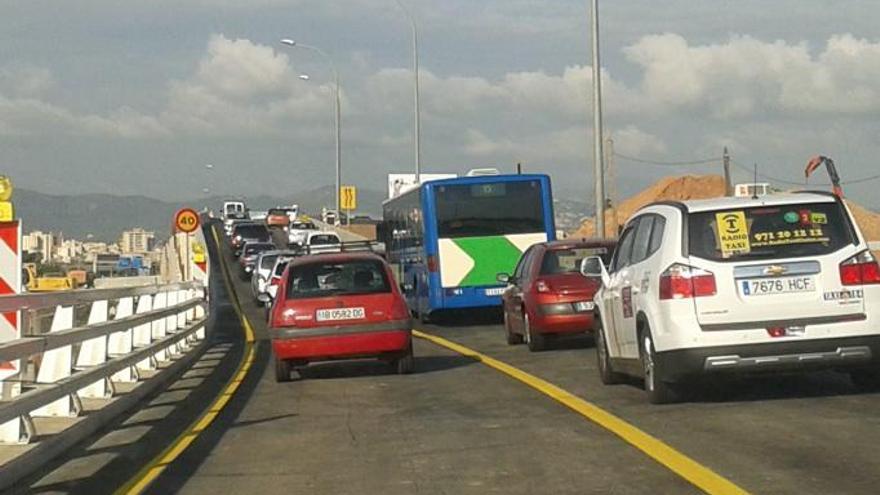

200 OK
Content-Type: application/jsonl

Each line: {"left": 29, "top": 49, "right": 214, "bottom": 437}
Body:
{"left": 583, "top": 192, "right": 880, "bottom": 403}
{"left": 223, "top": 201, "right": 247, "bottom": 220}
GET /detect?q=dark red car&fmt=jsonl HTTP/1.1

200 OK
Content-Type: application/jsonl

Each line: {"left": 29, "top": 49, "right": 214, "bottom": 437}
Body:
{"left": 499, "top": 239, "right": 615, "bottom": 351}
{"left": 263, "top": 252, "right": 414, "bottom": 381}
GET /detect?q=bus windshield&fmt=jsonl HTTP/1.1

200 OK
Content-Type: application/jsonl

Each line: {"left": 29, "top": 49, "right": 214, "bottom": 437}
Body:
{"left": 435, "top": 180, "right": 545, "bottom": 238}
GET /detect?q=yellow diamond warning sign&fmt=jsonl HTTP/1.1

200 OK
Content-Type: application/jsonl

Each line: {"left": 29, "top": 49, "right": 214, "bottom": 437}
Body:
{"left": 715, "top": 211, "right": 750, "bottom": 258}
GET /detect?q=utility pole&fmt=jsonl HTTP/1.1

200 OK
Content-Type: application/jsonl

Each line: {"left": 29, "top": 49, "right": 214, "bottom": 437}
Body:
{"left": 394, "top": 0, "right": 421, "bottom": 184}
{"left": 590, "top": 0, "right": 606, "bottom": 239}
{"left": 723, "top": 146, "right": 732, "bottom": 196}
{"left": 605, "top": 136, "right": 617, "bottom": 237}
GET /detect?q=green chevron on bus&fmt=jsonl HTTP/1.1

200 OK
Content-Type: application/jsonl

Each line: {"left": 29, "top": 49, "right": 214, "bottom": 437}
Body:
{"left": 382, "top": 172, "right": 556, "bottom": 319}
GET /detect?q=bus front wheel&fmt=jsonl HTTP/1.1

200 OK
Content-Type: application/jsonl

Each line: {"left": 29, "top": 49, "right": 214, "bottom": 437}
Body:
{"left": 418, "top": 310, "right": 432, "bottom": 325}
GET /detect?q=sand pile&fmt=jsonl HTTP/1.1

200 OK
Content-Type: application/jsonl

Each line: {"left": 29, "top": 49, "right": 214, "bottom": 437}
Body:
{"left": 572, "top": 175, "right": 727, "bottom": 237}
{"left": 572, "top": 175, "right": 880, "bottom": 255}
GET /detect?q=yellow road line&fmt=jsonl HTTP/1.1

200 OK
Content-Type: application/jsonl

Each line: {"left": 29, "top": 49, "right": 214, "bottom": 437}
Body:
{"left": 413, "top": 329, "right": 750, "bottom": 495}
{"left": 115, "top": 225, "right": 256, "bottom": 495}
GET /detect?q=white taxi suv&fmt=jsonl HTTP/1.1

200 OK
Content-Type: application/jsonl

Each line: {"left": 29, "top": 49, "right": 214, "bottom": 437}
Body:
{"left": 582, "top": 191, "right": 880, "bottom": 403}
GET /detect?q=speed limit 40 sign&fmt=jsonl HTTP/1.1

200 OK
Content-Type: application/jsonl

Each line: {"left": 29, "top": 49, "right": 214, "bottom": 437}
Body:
{"left": 174, "top": 208, "right": 201, "bottom": 234}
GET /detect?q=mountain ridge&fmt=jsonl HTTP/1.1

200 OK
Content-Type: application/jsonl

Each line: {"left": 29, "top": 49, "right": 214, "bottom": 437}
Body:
{"left": 14, "top": 185, "right": 386, "bottom": 242}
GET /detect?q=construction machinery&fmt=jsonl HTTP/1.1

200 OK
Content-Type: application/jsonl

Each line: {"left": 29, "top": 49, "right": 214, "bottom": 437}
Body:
{"left": 23, "top": 263, "right": 78, "bottom": 292}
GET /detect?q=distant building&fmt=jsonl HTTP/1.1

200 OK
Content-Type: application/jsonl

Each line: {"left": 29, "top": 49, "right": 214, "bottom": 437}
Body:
{"left": 22, "top": 230, "right": 59, "bottom": 263}
{"left": 120, "top": 228, "right": 155, "bottom": 254}
{"left": 83, "top": 242, "right": 119, "bottom": 263}
{"left": 54, "top": 239, "right": 83, "bottom": 264}
{"left": 22, "top": 231, "right": 40, "bottom": 255}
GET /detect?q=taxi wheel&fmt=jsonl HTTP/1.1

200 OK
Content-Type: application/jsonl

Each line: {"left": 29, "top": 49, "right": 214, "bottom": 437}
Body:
{"left": 275, "top": 357, "right": 291, "bottom": 383}
{"left": 395, "top": 346, "right": 415, "bottom": 375}
{"left": 595, "top": 322, "right": 625, "bottom": 385}
{"left": 850, "top": 369, "right": 880, "bottom": 391}
{"left": 524, "top": 314, "right": 545, "bottom": 352}
{"left": 504, "top": 311, "right": 523, "bottom": 345}
{"left": 640, "top": 329, "right": 679, "bottom": 404}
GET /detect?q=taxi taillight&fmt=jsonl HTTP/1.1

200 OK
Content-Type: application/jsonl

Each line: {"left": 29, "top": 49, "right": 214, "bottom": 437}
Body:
{"left": 840, "top": 251, "right": 880, "bottom": 286}
{"left": 659, "top": 263, "right": 717, "bottom": 300}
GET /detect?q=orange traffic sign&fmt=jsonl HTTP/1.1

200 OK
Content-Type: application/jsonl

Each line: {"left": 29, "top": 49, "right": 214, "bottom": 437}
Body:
{"left": 174, "top": 208, "right": 201, "bottom": 234}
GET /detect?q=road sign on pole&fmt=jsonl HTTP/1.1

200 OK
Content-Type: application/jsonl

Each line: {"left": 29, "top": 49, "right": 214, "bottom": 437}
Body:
{"left": 340, "top": 186, "right": 357, "bottom": 211}
{"left": 174, "top": 208, "right": 201, "bottom": 234}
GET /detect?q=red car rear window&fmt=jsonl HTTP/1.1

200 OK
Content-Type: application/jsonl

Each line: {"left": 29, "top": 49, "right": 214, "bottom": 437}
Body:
{"left": 286, "top": 259, "right": 391, "bottom": 299}
{"left": 540, "top": 247, "right": 613, "bottom": 275}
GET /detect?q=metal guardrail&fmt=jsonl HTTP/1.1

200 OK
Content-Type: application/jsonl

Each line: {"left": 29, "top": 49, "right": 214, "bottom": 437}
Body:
{"left": 0, "top": 282, "right": 207, "bottom": 444}
{"left": 0, "top": 282, "right": 198, "bottom": 313}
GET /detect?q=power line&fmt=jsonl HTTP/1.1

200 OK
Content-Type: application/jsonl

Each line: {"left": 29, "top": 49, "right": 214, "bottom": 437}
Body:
{"left": 730, "top": 161, "right": 880, "bottom": 186}
{"left": 613, "top": 152, "right": 719, "bottom": 167}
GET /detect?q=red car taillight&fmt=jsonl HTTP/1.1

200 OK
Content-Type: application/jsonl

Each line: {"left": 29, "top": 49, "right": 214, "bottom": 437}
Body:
{"left": 840, "top": 250, "right": 880, "bottom": 286}
{"left": 659, "top": 263, "right": 717, "bottom": 300}
{"left": 391, "top": 301, "right": 411, "bottom": 321}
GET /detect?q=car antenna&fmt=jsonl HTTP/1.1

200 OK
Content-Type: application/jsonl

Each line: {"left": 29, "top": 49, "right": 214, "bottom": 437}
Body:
{"left": 751, "top": 163, "right": 759, "bottom": 199}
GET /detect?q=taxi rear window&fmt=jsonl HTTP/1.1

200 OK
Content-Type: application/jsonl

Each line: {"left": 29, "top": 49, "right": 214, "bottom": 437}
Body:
{"left": 688, "top": 201, "right": 854, "bottom": 261}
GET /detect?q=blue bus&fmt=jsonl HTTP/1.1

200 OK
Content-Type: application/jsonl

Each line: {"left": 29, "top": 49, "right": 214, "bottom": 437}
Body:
{"left": 382, "top": 173, "right": 556, "bottom": 319}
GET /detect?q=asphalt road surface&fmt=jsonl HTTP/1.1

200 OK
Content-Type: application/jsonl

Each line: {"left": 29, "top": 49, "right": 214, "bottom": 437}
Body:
{"left": 18, "top": 222, "right": 880, "bottom": 494}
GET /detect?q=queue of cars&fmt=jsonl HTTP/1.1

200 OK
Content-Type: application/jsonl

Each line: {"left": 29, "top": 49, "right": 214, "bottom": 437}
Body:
{"left": 222, "top": 187, "right": 880, "bottom": 405}
{"left": 224, "top": 201, "right": 412, "bottom": 382}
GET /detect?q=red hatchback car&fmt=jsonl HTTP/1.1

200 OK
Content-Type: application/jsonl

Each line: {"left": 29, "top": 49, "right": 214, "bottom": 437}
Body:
{"left": 265, "top": 252, "right": 414, "bottom": 381}
{"left": 499, "top": 239, "right": 616, "bottom": 351}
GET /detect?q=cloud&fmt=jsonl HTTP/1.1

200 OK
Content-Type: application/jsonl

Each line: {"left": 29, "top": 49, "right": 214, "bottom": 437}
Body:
{"left": 0, "top": 67, "right": 55, "bottom": 98}
{"left": 0, "top": 93, "right": 167, "bottom": 139}
{"left": 625, "top": 33, "right": 880, "bottom": 117}
{"left": 0, "top": 36, "right": 337, "bottom": 139}
{"left": 160, "top": 35, "right": 334, "bottom": 137}
{"left": 4, "top": 30, "right": 880, "bottom": 198}
{"left": 612, "top": 125, "right": 667, "bottom": 156}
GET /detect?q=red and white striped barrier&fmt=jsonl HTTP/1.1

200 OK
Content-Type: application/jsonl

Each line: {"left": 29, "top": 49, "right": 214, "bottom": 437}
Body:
{"left": 0, "top": 220, "right": 21, "bottom": 442}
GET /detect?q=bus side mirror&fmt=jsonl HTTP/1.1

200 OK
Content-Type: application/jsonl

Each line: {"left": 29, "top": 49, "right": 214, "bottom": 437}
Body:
{"left": 580, "top": 256, "right": 609, "bottom": 286}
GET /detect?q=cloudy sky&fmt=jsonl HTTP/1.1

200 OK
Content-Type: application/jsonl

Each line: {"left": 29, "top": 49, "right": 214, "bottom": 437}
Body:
{"left": 2, "top": 0, "right": 880, "bottom": 207}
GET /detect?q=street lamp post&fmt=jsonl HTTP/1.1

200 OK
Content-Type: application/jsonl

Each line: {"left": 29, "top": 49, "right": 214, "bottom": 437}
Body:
{"left": 590, "top": 0, "right": 606, "bottom": 238}
{"left": 393, "top": 0, "right": 421, "bottom": 183}
{"left": 203, "top": 163, "right": 214, "bottom": 211}
{"left": 280, "top": 39, "right": 342, "bottom": 222}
